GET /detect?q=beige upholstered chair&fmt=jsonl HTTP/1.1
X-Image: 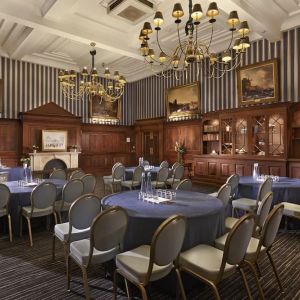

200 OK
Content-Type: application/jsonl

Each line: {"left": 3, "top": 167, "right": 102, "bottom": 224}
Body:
{"left": 171, "top": 162, "right": 180, "bottom": 171}
{"left": 143, "top": 160, "right": 150, "bottom": 166}
{"left": 20, "top": 182, "right": 57, "bottom": 247}
{"left": 49, "top": 169, "right": 67, "bottom": 180}
{"left": 216, "top": 183, "right": 232, "bottom": 208}
{"left": 0, "top": 183, "right": 12, "bottom": 242}
{"left": 281, "top": 202, "right": 300, "bottom": 229}
{"left": 121, "top": 166, "right": 143, "bottom": 190}
{"left": 166, "top": 164, "right": 184, "bottom": 188}
{"left": 81, "top": 174, "right": 96, "bottom": 194}
{"left": 232, "top": 177, "right": 272, "bottom": 216}
{"left": 159, "top": 160, "right": 169, "bottom": 168}
{"left": 70, "top": 169, "right": 85, "bottom": 180}
{"left": 210, "top": 174, "right": 240, "bottom": 199}
{"left": 176, "top": 179, "right": 193, "bottom": 191}
{"left": 55, "top": 179, "right": 84, "bottom": 223}
{"left": 0, "top": 172, "right": 9, "bottom": 183}
{"left": 151, "top": 167, "right": 169, "bottom": 189}
{"left": 68, "top": 206, "right": 128, "bottom": 299}
{"left": 103, "top": 164, "right": 125, "bottom": 194}
{"left": 52, "top": 194, "right": 101, "bottom": 264}
{"left": 179, "top": 214, "right": 255, "bottom": 300}
{"left": 215, "top": 204, "right": 284, "bottom": 299}
{"left": 226, "top": 192, "right": 273, "bottom": 237}
{"left": 113, "top": 215, "right": 186, "bottom": 300}
{"left": 103, "top": 162, "right": 122, "bottom": 181}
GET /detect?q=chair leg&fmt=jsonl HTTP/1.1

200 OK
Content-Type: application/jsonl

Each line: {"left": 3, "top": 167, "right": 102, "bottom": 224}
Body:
{"left": 52, "top": 235, "right": 56, "bottom": 260}
{"left": 255, "top": 262, "right": 262, "bottom": 278}
{"left": 19, "top": 215, "right": 23, "bottom": 237}
{"left": 26, "top": 217, "right": 33, "bottom": 247}
{"left": 111, "top": 184, "right": 114, "bottom": 194}
{"left": 67, "top": 255, "right": 71, "bottom": 291}
{"left": 246, "top": 261, "right": 265, "bottom": 300}
{"left": 58, "top": 212, "right": 62, "bottom": 224}
{"left": 238, "top": 266, "right": 253, "bottom": 300}
{"left": 81, "top": 266, "right": 90, "bottom": 300}
{"left": 175, "top": 268, "right": 187, "bottom": 300}
{"left": 7, "top": 214, "right": 13, "bottom": 242}
{"left": 137, "top": 284, "right": 148, "bottom": 300}
{"left": 124, "top": 278, "right": 131, "bottom": 300}
{"left": 207, "top": 281, "right": 221, "bottom": 300}
{"left": 266, "top": 250, "right": 284, "bottom": 292}
{"left": 53, "top": 212, "right": 58, "bottom": 225}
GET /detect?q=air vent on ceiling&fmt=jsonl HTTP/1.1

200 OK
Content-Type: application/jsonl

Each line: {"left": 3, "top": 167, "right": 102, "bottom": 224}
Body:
{"left": 107, "top": 0, "right": 156, "bottom": 24}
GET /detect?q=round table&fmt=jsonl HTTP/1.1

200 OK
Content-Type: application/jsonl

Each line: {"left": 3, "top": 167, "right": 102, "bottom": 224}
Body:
{"left": 102, "top": 190, "right": 225, "bottom": 251}
{"left": 125, "top": 166, "right": 161, "bottom": 180}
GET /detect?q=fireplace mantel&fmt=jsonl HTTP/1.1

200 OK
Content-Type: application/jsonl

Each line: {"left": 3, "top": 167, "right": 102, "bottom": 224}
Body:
{"left": 29, "top": 151, "right": 80, "bottom": 171}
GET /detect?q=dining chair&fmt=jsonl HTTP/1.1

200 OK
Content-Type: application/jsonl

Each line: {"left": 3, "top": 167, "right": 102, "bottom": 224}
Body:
{"left": 215, "top": 204, "right": 284, "bottom": 299}
{"left": 103, "top": 164, "right": 125, "bottom": 194}
{"left": 171, "top": 162, "right": 180, "bottom": 170}
{"left": 215, "top": 183, "right": 232, "bottom": 208}
{"left": 68, "top": 206, "right": 128, "bottom": 300}
{"left": 54, "top": 179, "right": 84, "bottom": 223}
{"left": 0, "top": 183, "right": 12, "bottom": 242}
{"left": 0, "top": 172, "right": 9, "bottom": 183}
{"left": 113, "top": 214, "right": 186, "bottom": 300}
{"left": 70, "top": 169, "right": 85, "bottom": 180}
{"left": 226, "top": 192, "right": 273, "bottom": 237}
{"left": 121, "top": 166, "right": 143, "bottom": 190}
{"left": 151, "top": 167, "right": 169, "bottom": 189}
{"left": 210, "top": 174, "right": 240, "bottom": 199}
{"left": 160, "top": 160, "right": 169, "bottom": 168}
{"left": 81, "top": 174, "right": 96, "bottom": 194}
{"left": 53, "top": 194, "right": 101, "bottom": 270}
{"left": 179, "top": 213, "right": 255, "bottom": 300}
{"left": 166, "top": 164, "right": 184, "bottom": 188}
{"left": 176, "top": 179, "right": 193, "bottom": 191}
{"left": 143, "top": 160, "right": 150, "bottom": 166}
{"left": 232, "top": 177, "right": 272, "bottom": 217}
{"left": 281, "top": 202, "right": 300, "bottom": 230}
{"left": 103, "top": 162, "right": 122, "bottom": 181}
{"left": 49, "top": 169, "right": 67, "bottom": 180}
{"left": 20, "top": 182, "right": 57, "bottom": 247}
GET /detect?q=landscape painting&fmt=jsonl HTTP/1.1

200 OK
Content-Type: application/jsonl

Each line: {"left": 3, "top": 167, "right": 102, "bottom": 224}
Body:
{"left": 237, "top": 58, "right": 279, "bottom": 106}
{"left": 166, "top": 82, "right": 200, "bottom": 119}
{"left": 89, "top": 95, "right": 121, "bottom": 120}
{"left": 42, "top": 130, "right": 67, "bottom": 151}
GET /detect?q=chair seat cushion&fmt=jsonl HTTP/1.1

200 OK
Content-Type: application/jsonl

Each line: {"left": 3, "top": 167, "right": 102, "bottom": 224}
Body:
{"left": 70, "top": 239, "right": 119, "bottom": 266}
{"left": 180, "top": 244, "right": 236, "bottom": 281}
{"left": 225, "top": 217, "right": 239, "bottom": 231}
{"left": 281, "top": 202, "right": 300, "bottom": 219}
{"left": 116, "top": 245, "right": 173, "bottom": 284}
{"left": 21, "top": 206, "right": 53, "bottom": 218}
{"left": 104, "top": 178, "right": 122, "bottom": 185}
{"left": 166, "top": 178, "right": 180, "bottom": 185}
{"left": 151, "top": 181, "right": 165, "bottom": 188}
{"left": 0, "top": 208, "right": 7, "bottom": 217}
{"left": 54, "top": 223, "right": 90, "bottom": 242}
{"left": 209, "top": 192, "right": 218, "bottom": 197}
{"left": 54, "top": 200, "right": 72, "bottom": 212}
{"left": 232, "top": 198, "right": 257, "bottom": 211}
{"left": 103, "top": 175, "right": 113, "bottom": 180}
{"left": 121, "top": 181, "right": 140, "bottom": 189}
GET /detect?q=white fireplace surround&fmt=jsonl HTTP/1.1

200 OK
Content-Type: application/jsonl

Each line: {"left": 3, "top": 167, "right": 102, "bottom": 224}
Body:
{"left": 29, "top": 152, "right": 80, "bottom": 171}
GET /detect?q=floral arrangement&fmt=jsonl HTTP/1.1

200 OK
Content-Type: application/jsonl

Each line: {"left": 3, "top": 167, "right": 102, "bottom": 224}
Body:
{"left": 175, "top": 141, "right": 186, "bottom": 154}
{"left": 20, "top": 154, "right": 30, "bottom": 164}
{"left": 32, "top": 145, "right": 39, "bottom": 150}
{"left": 70, "top": 145, "right": 78, "bottom": 149}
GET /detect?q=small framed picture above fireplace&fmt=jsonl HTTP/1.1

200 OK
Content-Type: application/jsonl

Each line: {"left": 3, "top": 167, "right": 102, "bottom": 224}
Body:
{"left": 42, "top": 130, "right": 68, "bottom": 152}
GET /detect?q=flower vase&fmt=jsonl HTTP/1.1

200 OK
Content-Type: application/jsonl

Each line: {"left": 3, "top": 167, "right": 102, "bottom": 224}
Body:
{"left": 33, "top": 149, "right": 37, "bottom": 153}
{"left": 177, "top": 152, "right": 183, "bottom": 164}
{"left": 23, "top": 163, "right": 28, "bottom": 168}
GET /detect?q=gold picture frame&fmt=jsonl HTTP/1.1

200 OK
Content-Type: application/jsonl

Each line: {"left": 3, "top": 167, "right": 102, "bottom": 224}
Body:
{"left": 166, "top": 82, "right": 200, "bottom": 120}
{"left": 237, "top": 58, "right": 279, "bottom": 106}
{"left": 89, "top": 95, "right": 121, "bottom": 120}
{"left": 42, "top": 130, "right": 68, "bottom": 152}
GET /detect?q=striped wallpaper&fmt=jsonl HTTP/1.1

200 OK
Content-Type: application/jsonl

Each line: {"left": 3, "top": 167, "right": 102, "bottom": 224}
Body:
{"left": 132, "top": 26, "right": 300, "bottom": 121}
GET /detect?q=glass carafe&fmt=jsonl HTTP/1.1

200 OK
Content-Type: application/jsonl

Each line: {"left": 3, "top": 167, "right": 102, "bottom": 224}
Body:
{"left": 252, "top": 163, "right": 259, "bottom": 180}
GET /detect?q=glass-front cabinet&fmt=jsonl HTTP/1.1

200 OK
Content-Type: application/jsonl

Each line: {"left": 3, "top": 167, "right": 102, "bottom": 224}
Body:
{"left": 235, "top": 118, "right": 248, "bottom": 155}
{"left": 221, "top": 118, "right": 233, "bottom": 155}
{"left": 252, "top": 115, "right": 267, "bottom": 156}
{"left": 268, "top": 114, "right": 284, "bottom": 156}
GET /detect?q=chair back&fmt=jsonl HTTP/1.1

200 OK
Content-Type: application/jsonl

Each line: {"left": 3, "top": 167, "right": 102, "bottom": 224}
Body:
{"left": 31, "top": 182, "right": 57, "bottom": 209}
{"left": 172, "top": 162, "right": 180, "bottom": 170}
{"left": 49, "top": 169, "right": 66, "bottom": 180}
{"left": 160, "top": 161, "right": 169, "bottom": 168}
{"left": 216, "top": 184, "right": 232, "bottom": 207}
{"left": 113, "top": 164, "right": 125, "bottom": 180}
{"left": 261, "top": 204, "right": 284, "bottom": 249}
{"left": 69, "top": 194, "right": 100, "bottom": 230}
{"left": 91, "top": 206, "right": 128, "bottom": 252}
{"left": 151, "top": 215, "right": 186, "bottom": 266}
{"left": 70, "top": 170, "right": 85, "bottom": 180}
{"left": 112, "top": 162, "right": 122, "bottom": 174}
{"left": 62, "top": 179, "right": 84, "bottom": 205}
{"left": 223, "top": 214, "right": 254, "bottom": 266}
{"left": 256, "top": 192, "right": 273, "bottom": 229}
{"left": 0, "top": 183, "right": 10, "bottom": 209}
{"left": 257, "top": 177, "right": 273, "bottom": 202}
{"left": 226, "top": 174, "right": 239, "bottom": 199}
{"left": 143, "top": 160, "right": 150, "bottom": 166}
{"left": 176, "top": 179, "right": 192, "bottom": 191}
{"left": 81, "top": 174, "right": 96, "bottom": 193}
{"left": 173, "top": 164, "right": 184, "bottom": 180}
{"left": 132, "top": 166, "right": 143, "bottom": 182}
{"left": 157, "top": 167, "right": 169, "bottom": 182}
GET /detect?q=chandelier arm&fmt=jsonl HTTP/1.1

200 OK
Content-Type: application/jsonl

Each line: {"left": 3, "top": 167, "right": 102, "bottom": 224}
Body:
{"left": 177, "top": 23, "right": 186, "bottom": 54}
{"left": 225, "top": 30, "right": 235, "bottom": 52}
{"left": 156, "top": 30, "right": 171, "bottom": 58}
{"left": 207, "top": 22, "right": 215, "bottom": 52}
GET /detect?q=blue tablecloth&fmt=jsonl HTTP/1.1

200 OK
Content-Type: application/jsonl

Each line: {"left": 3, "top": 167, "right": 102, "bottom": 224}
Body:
{"left": 102, "top": 190, "right": 225, "bottom": 251}
{"left": 125, "top": 166, "right": 161, "bottom": 180}
{"left": 0, "top": 167, "right": 32, "bottom": 181}
{"left": 4, "top": 179, "right": 65, "bottom": 234}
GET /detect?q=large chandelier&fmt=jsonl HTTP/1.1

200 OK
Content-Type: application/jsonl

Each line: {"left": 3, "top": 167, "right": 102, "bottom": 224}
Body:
{"left": 58, "top": 42, "right": 126, "bottom": 102}
{"left": 139, "top": 1, "right": 251, "bottom": 78}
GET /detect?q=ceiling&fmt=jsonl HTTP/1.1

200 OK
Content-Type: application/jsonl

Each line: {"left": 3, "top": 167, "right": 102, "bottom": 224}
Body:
{"left": 0, "top": 0, "right": 299, "bottom": 82}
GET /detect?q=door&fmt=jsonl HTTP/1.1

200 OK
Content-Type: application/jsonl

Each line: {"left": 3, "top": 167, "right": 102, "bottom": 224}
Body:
{"left": 143, "top": 131, "right": 160, "bottom": 165}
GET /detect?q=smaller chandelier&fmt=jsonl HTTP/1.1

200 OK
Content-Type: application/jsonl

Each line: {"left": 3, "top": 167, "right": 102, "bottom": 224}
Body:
{"left": 139, "top": 1, "right": 251, "bottom": 79}
{"left": 58, "top": 42, "right": 126, "bottom": 102}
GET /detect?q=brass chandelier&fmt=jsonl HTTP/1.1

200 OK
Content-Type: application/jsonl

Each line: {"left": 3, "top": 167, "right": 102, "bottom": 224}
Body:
{"left": 139, "top": 1, "right": 251, "bottom": 78}
{"left": 58, "top": 42, "right": 126, "bottom": 102}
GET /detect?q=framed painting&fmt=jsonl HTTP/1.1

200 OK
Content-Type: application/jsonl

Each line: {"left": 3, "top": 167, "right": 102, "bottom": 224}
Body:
{"left": 166, "top": 82, "right": 200, "bottom": 120}
{"left": 237, "top": 58, "right": 279, "bottom": 106}
{"left": 89, "top": 95, "right": 121, "bottom": 120}
{"left": 42, "top": 130, "right": 68, "bottom": 151}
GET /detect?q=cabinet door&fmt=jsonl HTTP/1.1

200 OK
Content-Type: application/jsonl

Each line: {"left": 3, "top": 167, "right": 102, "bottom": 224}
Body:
{"left": 220, "top": 118, "right": 233, "bottom": 155}
{"left": 268, "top": 114, "right": 284, "bottom": 157}
{"left": 235, "top": 117, "right": 248, "bottom": 156}
{"left": 251, "top": 115, "right": 267, "bottom": 156}
{"left": 195, "top": 161, "right": 207, "bottom": 176}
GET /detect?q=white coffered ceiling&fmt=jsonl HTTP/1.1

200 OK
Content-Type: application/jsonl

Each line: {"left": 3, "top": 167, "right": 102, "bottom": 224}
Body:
{"left": 0, "top": 0, "right": 299, "bottom": 82}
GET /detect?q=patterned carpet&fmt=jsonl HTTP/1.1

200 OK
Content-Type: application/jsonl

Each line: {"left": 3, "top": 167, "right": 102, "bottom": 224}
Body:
{"left": 0, "top": 181, "right": 299, "bottom": 299}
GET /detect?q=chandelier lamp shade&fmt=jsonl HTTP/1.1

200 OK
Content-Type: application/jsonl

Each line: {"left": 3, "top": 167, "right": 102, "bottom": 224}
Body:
{"left": 139, "top": 1, "right": 251, "bottom": 79}
{"left": 58, "top": 42, "right": 126, "bottom": 102}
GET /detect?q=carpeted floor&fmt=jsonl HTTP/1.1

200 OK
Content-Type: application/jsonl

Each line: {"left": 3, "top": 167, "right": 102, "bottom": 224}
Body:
{"left": 0, "top": 180, "right": 299, "bottom": 299}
